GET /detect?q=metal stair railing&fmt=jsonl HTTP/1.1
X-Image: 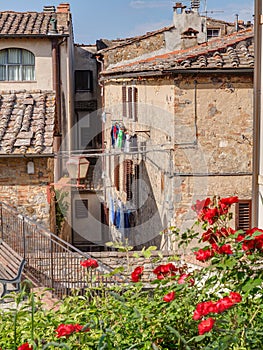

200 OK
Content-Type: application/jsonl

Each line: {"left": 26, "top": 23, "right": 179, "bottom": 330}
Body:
{"left": 0, "top": 202, "right": 125, "bottom": 298}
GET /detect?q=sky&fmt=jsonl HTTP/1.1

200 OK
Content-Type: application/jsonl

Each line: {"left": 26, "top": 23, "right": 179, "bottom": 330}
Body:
{"left": 0, "top": 0, "right": 254, "bottom": 44}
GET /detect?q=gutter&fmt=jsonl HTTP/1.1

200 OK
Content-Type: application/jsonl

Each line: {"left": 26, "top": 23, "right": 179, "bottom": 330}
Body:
{"left": 0, "top": 34, "right": 69, "bottom": 38}
{"left": 100, "top": 68, "right": 254, "bottom": 81}
{"left": 0, "top": 154, "right": 55, "bottom": 158}
{"left": 253, "top": 0, "right": 262, "bottom": 227}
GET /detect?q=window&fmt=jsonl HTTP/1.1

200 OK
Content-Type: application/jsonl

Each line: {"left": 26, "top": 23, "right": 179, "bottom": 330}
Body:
{"left": 75, "top": 70, "right": 93, "bottom": 92}
{"left": 114, "top": 155, "right": 120, "bottom": 191}
{"left": 122, "top": 85, "right": 138, "bottom": 121}
{"left": 123, "top": 160, "right": 133, "bottom": 201}
{"left": 0, "top": 48, "right": 35, "bottom": 81}
{"left": 75, "top": 199, "right": 89, "bottom": 219}
{"left": 235, "top": 200, "right": 251, "bottom": 231}
{"left": 207, "top": 29, "right": 220, "bottom": 40}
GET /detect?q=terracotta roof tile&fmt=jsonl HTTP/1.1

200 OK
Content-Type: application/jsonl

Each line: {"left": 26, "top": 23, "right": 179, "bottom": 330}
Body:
{"left": 0, "top": 90, "right": 55, "bottom": 155}
{"left": 101, "top": 28, "right": 254, "bottom": 75}
{"left": 0, "top": 11, "right": 69, "bottom": 36}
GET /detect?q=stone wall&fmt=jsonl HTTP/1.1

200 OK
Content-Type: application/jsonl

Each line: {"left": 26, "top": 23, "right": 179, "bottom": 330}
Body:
{"left": 103, "top": 72, "right": 253, "bottom": 245}
{"left": 0, "top": 157, "right": 54, "bottom": 228}
{"left": 103, "top": 32, "right": 166, "bottom": 68}
{"left": 91, "top": 250, "right": 200, "bottom": 279}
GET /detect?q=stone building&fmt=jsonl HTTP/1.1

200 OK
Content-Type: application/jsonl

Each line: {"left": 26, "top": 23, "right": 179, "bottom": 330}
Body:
{"left": 0, "top": 3, "right": 75, "bottom": 229}
{"left": 98, "top": 2, "right": 254, "bottom": 249}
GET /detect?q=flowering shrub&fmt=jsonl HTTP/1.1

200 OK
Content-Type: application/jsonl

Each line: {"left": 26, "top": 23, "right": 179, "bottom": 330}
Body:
{"left": 0, "top": 195, "right": 263, "bottom": 349}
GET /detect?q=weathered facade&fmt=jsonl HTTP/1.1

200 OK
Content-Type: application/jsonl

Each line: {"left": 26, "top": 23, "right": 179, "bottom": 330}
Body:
{"left": 0, "top": 3, "right": 75, "bottom": 229}
{"left": 99, "top": 3, "right": 254, "bottom": 249}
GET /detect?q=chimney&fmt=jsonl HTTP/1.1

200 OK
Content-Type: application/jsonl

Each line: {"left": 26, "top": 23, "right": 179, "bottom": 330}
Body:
{"left": 181, "top": 27, "right": 199, "bottom": 49}
{"left": 43, "top": 5, "right": 56, "bottom": 13}
{"left": 191, "top": 0, "right": 200, "bottom": 13}
{"left": 57, "top": 3, "right": 70, "bottom": 13}
{"left": 235, "top": 14, "right": 239, "bottom": 32}
{"left": 173, "top": 2, "right": 186, "bottom": 15}
{"left": 48, "top": 14, "right": 58, "bottom": 34}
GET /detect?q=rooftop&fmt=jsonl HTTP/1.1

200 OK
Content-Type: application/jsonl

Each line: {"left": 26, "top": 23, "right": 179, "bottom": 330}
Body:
{"left": 101, "top": 28, "right": 254, "bottom": 76}
{"left": 0, "top": 4, "right": 71, "bottom": 37}
{"left": 0, "top": 90, "right": 55, "bottom": 155}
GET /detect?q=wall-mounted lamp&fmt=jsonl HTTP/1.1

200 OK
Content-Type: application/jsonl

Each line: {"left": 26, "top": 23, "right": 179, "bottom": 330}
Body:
{"left": 27, "top": 161, "right": 35, "bottom": 175}
{"left": 66, "top": 156, "right": 90, "bottom": 187}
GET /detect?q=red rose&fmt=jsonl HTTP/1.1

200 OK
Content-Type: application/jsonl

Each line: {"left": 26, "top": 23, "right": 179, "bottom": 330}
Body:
{"left": 178, "top": 273, "right": 195, "bottom": 286}
{"left": 202, "top": 228, "right": 218, "bottom": 244}
{"left": 74, "top": 324, "right": 83, "bottom": 332}
{"left": 163, "top": 291, "right": 175, "bottom": 302}
{"left": 229, "top": 291, "right": 242, "bottom": 304}
{"left": 219, "top": 196, "right": 239, "bottom": 205}
{"left": 192, "top": 198, "right": 211, "bottom": 214}
{"left": 17, "top": 344, "right": 33, "bottom": 350}
{"left": 131, "top": 266, "right": 144, "bottom": 282}
{"left": 153, "top": 263, "right": 177, "bottom": 279}
{"left": 242, "top": 240, "right": 256, "bottom": 252}
{"left": 80, "top": 258, "right": 99, "bottom": 269}
{"left": 55, "top": 324, "right": 76, "bottom": 338}
{"left": 202, "top": 207, "right": 218, "bottom": 224}
{"left": 193, "top": 309, "right": 202, "bottom": 320}
{"left": 196, "top": 301, "right": 217, "bottom": 316}
{"left": 215, "top": 297, "right": 234, "bottom": 313}
{"left": 194, "top": 248, "right": 214, "bottom": 261}
{"left": 218, "top": 227, "right": 235, "bottom": 238}
{"left": 219, "top": 244, "right": 233, "bottom": 255}
{"left": 198, "top": 318, "right": 215, "bottom": 335}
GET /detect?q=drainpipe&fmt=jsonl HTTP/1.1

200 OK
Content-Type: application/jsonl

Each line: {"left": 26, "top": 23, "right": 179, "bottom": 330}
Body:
{"left": 96, "top": 54, "right": 108, "bottom": 234}
{"left": 235, "top": 14, "right": 239, "bottom": 32}
{"left": 253, "top": 0, "right": 263, "bottom": 227}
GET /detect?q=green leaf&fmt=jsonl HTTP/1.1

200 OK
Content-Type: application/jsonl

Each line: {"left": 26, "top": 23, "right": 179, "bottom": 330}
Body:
{"left": 43, "top": 343, "right": 70, "bottom": 349}
{"left": 242, "top": 278, "right": 262, "bottom": 292}
{"left": 166, "top": 325, "right": 191, "bottom": 349}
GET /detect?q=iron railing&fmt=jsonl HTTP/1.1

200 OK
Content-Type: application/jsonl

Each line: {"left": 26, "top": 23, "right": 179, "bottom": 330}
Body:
{"left": 0, "top": 202, "right": 125, "bottom": 298}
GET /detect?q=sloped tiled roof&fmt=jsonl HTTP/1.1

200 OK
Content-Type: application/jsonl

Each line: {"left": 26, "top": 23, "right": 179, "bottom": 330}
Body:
{"left": 0, "top": 90, "right": 55, "bottom": 155}
{"left": 101, "top": 28, "right": 254, "bottom": 76}
{"left": 0, "top": 11, "right": 69, "bottom": 36}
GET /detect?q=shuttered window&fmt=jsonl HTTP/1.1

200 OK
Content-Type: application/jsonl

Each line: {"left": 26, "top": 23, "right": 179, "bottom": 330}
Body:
{"left": 235, "top": 200, "right": 251, "bottom": 231}
{"left": 123, "top": 160, "right": 133, "bottom": 201}
{"left": 122, "top": 85, "right": 127, "bottom": 117}
{"left": 123, "top": 86, "right": 138, "bottom": 120}
{"left": 128, "top": 87, "right": 133, "bottom": 119}
{"left": 133, "top": 87, "right": 138, "bottom": 121}
{"left": 114, "top": 155, "right": 120, "bottom": 191}
{"left": 134, "top": 164, "right": 139, "bottom": 208}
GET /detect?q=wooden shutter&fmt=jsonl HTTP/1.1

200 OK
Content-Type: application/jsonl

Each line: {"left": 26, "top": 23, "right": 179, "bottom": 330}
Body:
{"left": 133, "top": 87, "right": 138, "bottom": 121}
{"left": 123, "top": 160, "right": 133, "bottom": 201}
{"left": 122, "top": 86, "right": 127, "bottom": 117}
{"left": 134, "top": 164, "right": 139, "bottom": 208}
{"left": 128, "top": 87, "right": 133, "bottom": 119}
{"left": 114, "top": 155, "right": 120, "bottom": 191}
{"left": 235, "top": 200, "right": 251, "bottom": 231}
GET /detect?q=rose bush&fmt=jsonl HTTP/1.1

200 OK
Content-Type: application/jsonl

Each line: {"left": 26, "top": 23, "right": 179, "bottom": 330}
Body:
{"left": 0, "top": 195, "right": 263, "bottom": 349}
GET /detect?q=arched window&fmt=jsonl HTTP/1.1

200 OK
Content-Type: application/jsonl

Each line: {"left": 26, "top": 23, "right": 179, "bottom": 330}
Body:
{"left": 0, "top": 48, "right": 35, "bottom": 81}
